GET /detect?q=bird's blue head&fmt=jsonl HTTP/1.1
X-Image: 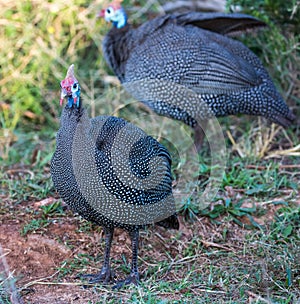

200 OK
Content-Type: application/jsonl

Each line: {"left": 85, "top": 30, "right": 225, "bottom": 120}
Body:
{"left": 98, "top": 0, "right": 127, "bottom": 29}
{"left": 60, "top": 64, "right": 81, "bottom": 109}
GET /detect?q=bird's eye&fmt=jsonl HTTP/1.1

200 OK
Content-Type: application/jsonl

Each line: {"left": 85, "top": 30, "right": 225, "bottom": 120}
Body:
{"left": 106, "top": 7, "right": 114, "bottom": 15}
{"left": 71, "top": 83, "right": 79, "bottom": 93}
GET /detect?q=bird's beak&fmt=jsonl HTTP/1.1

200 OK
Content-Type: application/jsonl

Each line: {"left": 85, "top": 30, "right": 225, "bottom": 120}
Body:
{"left": 60, "top": 90, "right": 67, "bottom": 106}
{"left": 97, "top": 9, "right": 105, "bottom": 18}
{"left": 60, "top": 88, "right": 72, "bottom": 106}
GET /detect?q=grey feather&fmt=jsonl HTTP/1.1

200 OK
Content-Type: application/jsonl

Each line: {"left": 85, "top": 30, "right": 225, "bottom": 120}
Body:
{"left": 102, "top": 10, "right": 295, "bottom": 129}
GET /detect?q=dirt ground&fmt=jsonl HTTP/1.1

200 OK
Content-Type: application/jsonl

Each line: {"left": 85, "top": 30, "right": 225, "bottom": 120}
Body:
{"left": 0, "top": 198, "right": 194, "bottom": 303}
{"left": 1, "top": 193, "right": 298, "bottom": 304}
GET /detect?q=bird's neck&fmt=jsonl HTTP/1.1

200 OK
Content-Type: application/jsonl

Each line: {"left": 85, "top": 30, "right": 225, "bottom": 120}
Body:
{"left": 58, "top": 104, "right": 90, "bottom": 142}
{"left": 112, "top": 8, "right": 128, "bottom": 29}
{"left": 51, "top": 103, "right": 92, "bottom": 214}
{"left": 62, "top": 103, "right": 84, "bottom": 121}
{"left": 103, "top": 25, "right": 133, "bottom": 82}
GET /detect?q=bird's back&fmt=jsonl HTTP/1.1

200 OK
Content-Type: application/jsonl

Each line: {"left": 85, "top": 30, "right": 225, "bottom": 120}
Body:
{"left": 121, "top": 17, "right": 294, "bottom": 127}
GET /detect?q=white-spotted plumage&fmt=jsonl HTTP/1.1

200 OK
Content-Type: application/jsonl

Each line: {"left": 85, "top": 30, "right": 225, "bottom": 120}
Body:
{"left": 51, "top": 65, "right": 179, "bottom": 287}
{"left": 101, "top": 6, "right": 295, "bottom": 148}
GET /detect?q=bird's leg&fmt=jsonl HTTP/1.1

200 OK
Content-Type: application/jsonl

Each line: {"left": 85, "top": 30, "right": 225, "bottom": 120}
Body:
{"left": 114, "top": 229, "right": 140, "bottom": 288}
{"left": 78, "top": 226, "right": 115, "bottom": 284}
{"left": 127, "top": 229, "right": 140, "bottom": 284}
{"left": 97, "top": 226, "right": 115, "bottom": 283}
{"left": 194, "top": 120, "right": 207, "bottom": 152}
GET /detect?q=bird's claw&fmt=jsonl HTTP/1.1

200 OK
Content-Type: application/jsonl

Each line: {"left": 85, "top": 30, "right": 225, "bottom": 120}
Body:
{"left": 76, "top": 268, "right": 115, "bottom": 285}
{"left": 113, "top": 272, "right": 140, "bottom": 289}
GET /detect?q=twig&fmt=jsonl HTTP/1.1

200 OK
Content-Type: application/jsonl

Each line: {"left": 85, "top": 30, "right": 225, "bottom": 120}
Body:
{"left": 170, "top": 254, "right": 203, "bottom": 266}
{"left": 102, "top": 75, "right": 120, "bottom": 86}
{"left": 111, "top": 100, "right": 139, "bottom": 116}
{"left": 226, "top": 130, "right": 245, "bottom": 158}
{"left": 258, "top": 122, "right": 281, "bottom": 158}
{"left": 21, "top": 263, "right": 67, "bottom": 290}
{"left": 190, "top": 287, "right": 227, "bottom": 294}
{"left": 246, "top": 290, "right": 272, "bottom": 303}
{"left": 281, "top": 127, "right": 294, "bottom": 147}
{"left": 266, "top": 144, "right": 300, "bottom": 159}
{"left": 245, "top": 164, "right": 300, "bottom": 170}
{"left": 5, "top": 169, "right": 34, "bottom": 179}
{"left": 0, "top": 245, "right": 24, "bottom": 304}
{"left": 154, "top": 232, "right": 170, "bottom": 249}
{"left": 200, "top": 240, "right": 233, "bottom": 251}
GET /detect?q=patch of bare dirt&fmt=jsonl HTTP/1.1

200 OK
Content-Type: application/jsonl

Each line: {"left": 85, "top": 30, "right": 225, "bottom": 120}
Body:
{"left": 1, "top": 223, "right": 70, "bottom": 279}
{"left": 0, "top": 195, "right": 298, "bottom": 303}
{"left": 0, "top": 202, "right": 180, "bottom": 303}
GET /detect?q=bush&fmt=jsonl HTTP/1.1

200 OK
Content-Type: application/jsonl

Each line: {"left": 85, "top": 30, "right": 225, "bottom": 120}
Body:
{"left": 0, "top": 0, "right": 104, "bottom": 129}
{"left": 0, "top": 0, "right": 299, "bottom": 132}
{"left": 227, "top": 0, "right": 300, "bottom": 106}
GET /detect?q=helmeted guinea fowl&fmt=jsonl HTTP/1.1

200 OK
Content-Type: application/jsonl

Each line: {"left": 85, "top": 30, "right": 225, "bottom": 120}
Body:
{"left": 99, "top": 1, "right": 295, "bottom": 149}
{"left": 50, "top": 64, "right": 179, "bottom": 287}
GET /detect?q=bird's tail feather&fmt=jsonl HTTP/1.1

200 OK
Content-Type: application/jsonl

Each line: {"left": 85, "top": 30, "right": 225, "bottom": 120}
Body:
{"left": 156, "top": 214, "right": 179, "bottom": 230}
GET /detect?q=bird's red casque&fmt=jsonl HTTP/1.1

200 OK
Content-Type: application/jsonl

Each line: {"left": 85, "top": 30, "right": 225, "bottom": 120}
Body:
{"left": 98, "top": 0, "right": 123, "bottom": 17}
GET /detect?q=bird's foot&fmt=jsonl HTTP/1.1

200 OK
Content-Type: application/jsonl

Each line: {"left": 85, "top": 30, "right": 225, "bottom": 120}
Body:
{"left": 76, "top": 267, "right": 115, "bottom": 285}
{"left": 113, "top": 272, "right": 140, "bottom": 289}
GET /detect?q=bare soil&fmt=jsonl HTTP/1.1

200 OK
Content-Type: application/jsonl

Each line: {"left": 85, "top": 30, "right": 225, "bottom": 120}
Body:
{"left": 0, "top": 198, "right": 194, "bottom": 303}
{"left": 2, "top": 193, "right": 298, "bottom": 304}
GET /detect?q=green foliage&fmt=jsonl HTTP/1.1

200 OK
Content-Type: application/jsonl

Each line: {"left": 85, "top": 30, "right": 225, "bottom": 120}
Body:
{"left": 269, "top": 205, "right": 300, "bottom": 242}
{"left": 0, "top": 0, "right": 103, "bottom": 131}
{"left": 227, "top": 0, "right": 300, "bottom": 30}
{"left": 177, "top": 197, "right": 199, "bottom": 220}
{"left": 199, "top": 198, "right": 262, "bottom": 228}
{"left": 222, "top": 160, "right": 298, "bottom": 193}
{"left": 178, "top": 155, "right": 298, "bottom": 223}
{"left": 0, "top": 132, "right": 55, "bottom": 203}
{"left": 40, "top": 201, "right": 65, "bottom": 217}
{"left": 21, "top": 218, "right": 50, "bottom": 236}
{"left": 0, "top": 275, "right": 19, "bottom": 304}
{"left": 20, "top": 202, "right": 66, "bottom": 236}
{"left": 56, "top": 253, "right": 95, "bottom": 279}
{"left": 226, "top": 0, "right": 300, "bottom": 106}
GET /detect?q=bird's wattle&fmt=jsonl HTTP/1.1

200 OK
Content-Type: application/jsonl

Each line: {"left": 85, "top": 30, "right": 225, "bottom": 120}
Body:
{"left": 60, "top": 89, "right": 81, "bottom": 108}
{"left": 112, "top": 8, "right": 127, "bottom": 29}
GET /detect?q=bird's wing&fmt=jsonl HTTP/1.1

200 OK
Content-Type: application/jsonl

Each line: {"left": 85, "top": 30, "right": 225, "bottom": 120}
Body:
{"left": 125, "top": 32, "right": 261, "bottom": 96}
{"left": 129, "top": 136, "right": 173, "bottom": 193}
{"left": 173, "top": 12, "right": 267, "bottom": 36}
{"left": 180, "top": 44, "right": 261, "bottom": 95}
{"left": 90, "top": 117, "right": 173, "bottom": 194}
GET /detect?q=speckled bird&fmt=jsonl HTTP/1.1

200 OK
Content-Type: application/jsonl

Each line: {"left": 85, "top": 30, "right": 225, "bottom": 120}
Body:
{"left": 99, "top": 1, "right": 295, "bottom": 149}
{"left": 50, "top": 65, "right": 179, "bottom": 287}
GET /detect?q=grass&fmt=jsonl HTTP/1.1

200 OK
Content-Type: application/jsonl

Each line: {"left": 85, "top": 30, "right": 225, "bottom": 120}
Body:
{"left": 1, "top": 136, "right": 299, "bottom": 302}
{"left": 0, "top": 0, "right": 299, "bottom": 303}
{"left": 17, "top": 208, "right": 300, "bottom": 303}
{"left": 7, "top": 207, "right": 298, "bottom": 303}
